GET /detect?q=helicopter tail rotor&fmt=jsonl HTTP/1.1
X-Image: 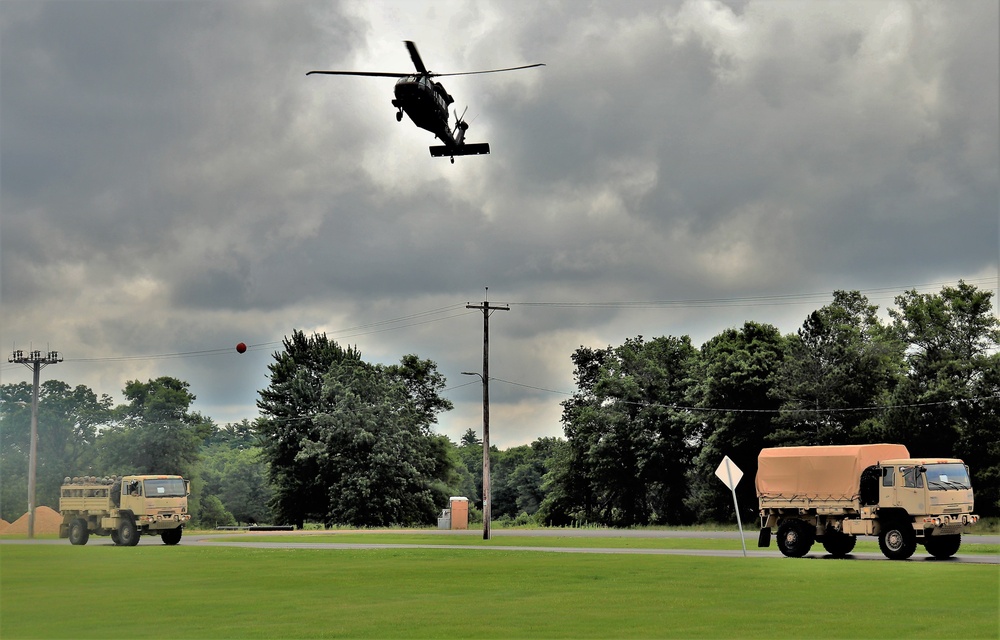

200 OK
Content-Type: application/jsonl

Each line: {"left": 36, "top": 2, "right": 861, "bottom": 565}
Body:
{"left": 453, "top": 106, "right": 470, "bottom": 145}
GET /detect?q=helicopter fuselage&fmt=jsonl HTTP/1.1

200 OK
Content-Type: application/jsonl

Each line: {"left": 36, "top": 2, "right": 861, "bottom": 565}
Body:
{"left": 392, "top": 75, "right": 459, "bottom": 148}
{"left": 307, "top": 40, "right": 541, "bottom": 159}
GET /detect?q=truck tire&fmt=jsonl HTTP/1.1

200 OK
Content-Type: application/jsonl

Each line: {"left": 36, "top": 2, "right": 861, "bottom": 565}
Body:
{"left": 161, "top": 528, "right": 183, "bottom": 545}
{"left": 776, "top": 520, "right": 814, "bottom": 558}
{"left": 111, "top": 530, "right": 121, "bottom": 545}
{"left": 69, "top": 518, "right": 90, "bottom": 546}
{"left": 878, "top": 522, "right": 916, "bottom": 560}
{"left": 821, "top": 532, "right": 857, "bottom": 557}
{"left": 923, "top": 534, "right": 961, "bottom": 559}
{"left": 117, "top": 516, "right": 140, "bottom": 547}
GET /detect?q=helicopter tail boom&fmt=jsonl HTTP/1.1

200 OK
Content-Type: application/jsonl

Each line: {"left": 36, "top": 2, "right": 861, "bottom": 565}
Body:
{"left": 429, "top": 143, "right": 490, "bottom": 158}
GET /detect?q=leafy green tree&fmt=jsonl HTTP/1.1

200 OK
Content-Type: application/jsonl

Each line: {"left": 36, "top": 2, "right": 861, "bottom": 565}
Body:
{"left": 384, "top": 355, "right": 453, "bottom": 427}
{"left": 460, "top": 428, "right": 481, "bottom": 447}
{"left": 963, "top": 353, "right": 1000, "bottom": 515}
{"left": 555, "top": 336, "right": 698, "bottom": 526}
{"left": 454, "top": 428, "right": 485, "bottom": 507}
{"left": 255, "top": 331, "right": 364, "bottom": 527}
{"left": 540, "top": 347, "right": 608, "bottom": 526}
{"left": 450, "top": 430, "right": 482, "bottom": 504}
{"left": 255, "top": 330, "right": 455, "bottom": 527}
{"left": 535, "top": 438, "right": 579, "bottom": 526}
{"left": 0, "top": 381, "right": 112, "bottom": 520}
{"left": 492, "top": 437, "right": 563, "bottom": 519}
{"left": 308, "top": 360, "right": 445, "bottom": 527}
{"left": 770, "top": 291, "right": 904, "bottom": 446}
{"left": 423, "top": 434, "right": 476, "bottom": 512}
{"left": 200, "top": 429, "right": 274, "bottom": 525}
{"left": 196, "top": 495, "right": 236, "bottom": 528}
{"left": 492, "top": 444, "right": 532, "bottom": 518}
{"left": 685, "top": 322, "right": 785, "bottom": 524}
{"left": 874, "top": 282, "right": 1000, "bottom": 516}
{"left": 204, "top": 419, "right": 259, "bottom": 449}
{"left": 96, "top": 377, "right": 213, "bottom": 479}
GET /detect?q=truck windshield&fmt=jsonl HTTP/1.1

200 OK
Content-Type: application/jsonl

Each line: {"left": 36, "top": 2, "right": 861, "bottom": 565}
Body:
{"left": 924, "top": 464, "right": 972, "bottom": 491}
{"left": 144, "top": 478, "right": 187, "bottom": 497}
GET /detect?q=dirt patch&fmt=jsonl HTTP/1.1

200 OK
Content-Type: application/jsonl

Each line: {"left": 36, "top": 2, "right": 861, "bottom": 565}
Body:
{"left": 3, "top": 506, "right": 63, "bottom": 535}
{"left": 0, "top": 519, "right": 8, "bottom": 533}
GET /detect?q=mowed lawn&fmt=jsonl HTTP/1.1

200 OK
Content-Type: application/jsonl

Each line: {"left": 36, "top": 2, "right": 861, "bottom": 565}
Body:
{"left": 216, "top": 531, "right": 1000, "bottom": 555}
{"left": 1, "top": 543, "right": 996, "bottom": 639}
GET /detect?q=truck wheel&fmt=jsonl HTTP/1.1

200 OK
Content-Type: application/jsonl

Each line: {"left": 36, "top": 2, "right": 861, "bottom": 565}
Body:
{"left": 923, "top": 534, "right": 961, "bottom": 559}
{"left": 161, "top": 528, "right": 183, "bottom": 545}
{"left": 118, "top": 517, "right": 140, "bottom": 547}
{"left": 776, "top": 520, "right": 814, "bottom": 558}
{"left": 111, "top": 530, "right": 121, "bottom": 545}
{"left": 821, "top": 532, "right": 857, "bottom": 557}
{"left": 69, "top": 518, "right": 90, "bottom": 546}
{"left": 879, "top": 522, "right": 916, "bottom": 560}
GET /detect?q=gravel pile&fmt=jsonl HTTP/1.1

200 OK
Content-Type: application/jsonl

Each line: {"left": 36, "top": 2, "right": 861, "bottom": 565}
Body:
{"left": 3, "top": 506, "right": 63, "bottom": 534}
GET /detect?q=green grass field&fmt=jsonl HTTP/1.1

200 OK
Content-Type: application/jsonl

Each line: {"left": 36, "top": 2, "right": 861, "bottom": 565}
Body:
{"left": 211, "top": 531, "right": 1000, "bottom": 555}
{"left": 1, "top": 542, "right": 997, "bottom": 638}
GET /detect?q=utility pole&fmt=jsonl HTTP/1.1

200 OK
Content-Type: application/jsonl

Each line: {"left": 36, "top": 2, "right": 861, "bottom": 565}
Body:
{"left": 8, "top": 349, "right": 62, "bottom": 539}
{"left": 465, "top": 289, "right": 508, "bottom": 540}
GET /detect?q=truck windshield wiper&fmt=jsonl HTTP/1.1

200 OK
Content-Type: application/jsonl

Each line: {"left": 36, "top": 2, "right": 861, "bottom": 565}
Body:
{"left": 928, "top": 479, "right": 969, "bottom": 490}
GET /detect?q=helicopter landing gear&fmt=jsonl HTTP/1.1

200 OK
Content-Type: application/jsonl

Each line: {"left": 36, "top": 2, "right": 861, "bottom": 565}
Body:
{"left": 396, "top": 109, "right": 403, "bottom": 122}
{"left": 450, "top": 157, "right": 455, "bottom": 164}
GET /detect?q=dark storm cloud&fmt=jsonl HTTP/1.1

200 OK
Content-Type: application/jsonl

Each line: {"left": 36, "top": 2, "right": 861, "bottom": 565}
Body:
{"left": 2, "top": 0, "right": 996, "bottom": 446}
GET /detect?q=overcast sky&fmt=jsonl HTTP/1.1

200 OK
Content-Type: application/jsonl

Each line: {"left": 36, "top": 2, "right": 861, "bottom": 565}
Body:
{"left": 2, "top": 0, "right": 997, "bottom": 448}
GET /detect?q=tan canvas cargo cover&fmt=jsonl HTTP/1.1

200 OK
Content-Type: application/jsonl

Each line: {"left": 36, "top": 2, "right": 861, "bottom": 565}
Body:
{"left": 756, "top": 444, "right": 910, "bottom": 500}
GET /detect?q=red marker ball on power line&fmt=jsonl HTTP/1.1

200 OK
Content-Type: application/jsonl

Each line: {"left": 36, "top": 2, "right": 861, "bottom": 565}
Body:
{"left": 236, "top": 342, "right": 247, "bottom": 354}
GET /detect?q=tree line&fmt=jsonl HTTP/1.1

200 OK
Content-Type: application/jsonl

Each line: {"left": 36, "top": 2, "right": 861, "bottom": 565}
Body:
{"left": 1, "top": 283, "right": 996, "bottom": 527}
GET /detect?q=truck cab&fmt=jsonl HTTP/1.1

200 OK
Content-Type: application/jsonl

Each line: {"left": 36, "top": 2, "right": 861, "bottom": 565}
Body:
{"left": 878, "top": 459, "right": 977, "bottom": 529}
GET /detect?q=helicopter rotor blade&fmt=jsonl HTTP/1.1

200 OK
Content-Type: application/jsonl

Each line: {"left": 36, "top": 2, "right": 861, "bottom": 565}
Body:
{"left": 430, "top": 63, "right": 545, "bottom": 78}
{"left": 306, "top": 70, "right": 410, "bottom": 78}
{"left": 405, "top": 40, "right": 428, "bottom": 75}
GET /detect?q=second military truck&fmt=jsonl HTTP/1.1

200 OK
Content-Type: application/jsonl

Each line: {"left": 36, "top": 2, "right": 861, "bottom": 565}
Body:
{"left": 59, "top": 475, "right": 191, "bottom": 546}
{"left": 756, "top": 444, "right": 978, "bottom": 560}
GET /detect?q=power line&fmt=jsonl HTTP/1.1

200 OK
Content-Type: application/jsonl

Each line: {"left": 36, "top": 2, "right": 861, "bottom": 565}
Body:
{"left": 508, "top": 277, "right": 998, "bottom": 310}
{"left": 2, "top": 277, "right": 994, "bottom": 370}
{"left": 485, "top": 376, "right": 998, "bottom": 415}
{"left": 18, "top": 304, "right": 475, "bottom": 366}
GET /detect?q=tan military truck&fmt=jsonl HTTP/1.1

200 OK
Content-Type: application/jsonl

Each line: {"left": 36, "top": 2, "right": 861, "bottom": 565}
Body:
{"left": 756, "top": 444, "right": 979, "bottom": 560}
{"left": 59, "top": 475, "right": 192, "bottom": 546}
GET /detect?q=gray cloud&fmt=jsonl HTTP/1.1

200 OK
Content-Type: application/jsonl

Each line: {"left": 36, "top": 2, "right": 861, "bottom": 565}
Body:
{"left": 2, "top": 0, "right": 997, "bottom": 447}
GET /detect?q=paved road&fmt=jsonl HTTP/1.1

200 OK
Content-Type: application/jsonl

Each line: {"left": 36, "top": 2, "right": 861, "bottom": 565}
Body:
{"left": 5, "top": 529, "right": 997, "bottom": 564}
{"left": 187, "top": 529, "right": 1000, "bottom": 564}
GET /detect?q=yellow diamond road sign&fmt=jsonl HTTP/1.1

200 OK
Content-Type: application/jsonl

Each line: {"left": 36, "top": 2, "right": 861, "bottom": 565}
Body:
{"left": 715, "top": 455, "right": 743, "bottom": 491}
{"left": 714, "top": 455, "right": 748, "bottom": 556}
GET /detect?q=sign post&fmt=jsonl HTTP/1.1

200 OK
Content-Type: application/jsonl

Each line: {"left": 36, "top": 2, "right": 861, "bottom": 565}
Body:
{"left": 714, "top": 455, "right": 747, "bottom": 557}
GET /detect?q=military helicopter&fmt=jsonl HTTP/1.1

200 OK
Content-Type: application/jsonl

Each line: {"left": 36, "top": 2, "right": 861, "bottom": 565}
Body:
{"left": 307, "top": 41, "right": 543, "bottom": 162}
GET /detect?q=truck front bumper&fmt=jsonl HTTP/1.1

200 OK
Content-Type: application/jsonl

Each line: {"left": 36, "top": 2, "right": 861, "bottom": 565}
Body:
{"left": 923, "top": 514, "right": 979, "bottom": 529}
{"left": 138, "top": 513, "right": 192, "bottom": 527}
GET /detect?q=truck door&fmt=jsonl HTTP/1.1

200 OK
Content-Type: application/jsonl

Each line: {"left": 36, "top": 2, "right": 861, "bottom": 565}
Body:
{"left": 897, "top": 465, "right": 925, "bottom": 514}
{"left": 880, "top": 466, "right": 897, "bottom": 506}
{"left": 120, "top": 478, "right": 144, "bottom": 513}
